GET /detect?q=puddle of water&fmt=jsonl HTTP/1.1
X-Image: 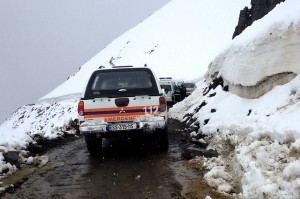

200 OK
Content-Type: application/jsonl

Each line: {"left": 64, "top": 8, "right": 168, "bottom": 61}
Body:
{"left": 168, "top": 143, "right": 200, "bottom": 197}
{"left": 0, "top": 162, "right": 64, "bottom": 190}
{"left": 170, "top": 160, "right": 200, "bottom": 197}
{"left": 36, "top": 162, "right": 64, "bottom": 174}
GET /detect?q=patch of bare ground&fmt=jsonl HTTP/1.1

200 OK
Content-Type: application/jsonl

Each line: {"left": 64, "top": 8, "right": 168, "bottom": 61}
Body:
{"left": 168, "top": 118, "right": 234, "bottom": 199}
{"left": 183, "top": 161, "right": 233, "bottom": 199}
{"left": 184, "top": 178, "right": 233, "bottom": 199}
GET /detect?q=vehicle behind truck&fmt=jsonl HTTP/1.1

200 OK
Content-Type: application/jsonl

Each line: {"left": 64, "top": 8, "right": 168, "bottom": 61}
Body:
{"left": 77, "top": 66, "right": 168, "bottom": 154}
{"left": 158, "top": 77, "right": 176, "bottom": 105}
{"left": 181, "top": 82, "right": 196, "bottom": 96}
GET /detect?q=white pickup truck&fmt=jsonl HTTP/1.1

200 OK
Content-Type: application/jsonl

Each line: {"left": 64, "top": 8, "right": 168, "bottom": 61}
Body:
{"left": 159, "top": 77, "right": 176, "bottom": 105}
{"left": 77, "top": 66, "right": 168, "bottom": 154}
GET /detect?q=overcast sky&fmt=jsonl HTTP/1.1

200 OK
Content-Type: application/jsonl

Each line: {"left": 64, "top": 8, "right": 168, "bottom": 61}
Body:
{"left": 0, "top": 0, "right": 171, "bottom": 123}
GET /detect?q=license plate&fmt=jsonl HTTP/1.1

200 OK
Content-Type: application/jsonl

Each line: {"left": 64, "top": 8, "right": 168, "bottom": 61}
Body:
{"left": 108, "top": 123, "right": 137, "bottom": 131}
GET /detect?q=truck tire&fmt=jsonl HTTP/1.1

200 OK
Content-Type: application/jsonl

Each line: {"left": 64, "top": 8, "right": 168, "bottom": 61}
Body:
{"left": 84, "top": 134, "right": 102, "bottom": 155}
{"left": 155, "top": 126, "right": 169, "bottom": 150}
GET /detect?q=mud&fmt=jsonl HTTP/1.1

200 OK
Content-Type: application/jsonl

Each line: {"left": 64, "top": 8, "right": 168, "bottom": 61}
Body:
{"left": 0, "top": 119, "right": 229, "bottom": 199}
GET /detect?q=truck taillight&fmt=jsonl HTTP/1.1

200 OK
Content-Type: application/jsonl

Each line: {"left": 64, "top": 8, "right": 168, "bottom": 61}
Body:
{"left": 78, "top": 101, "right": 84, "bottom": 116}
{"left": 159, "top": 96, "right": 167, "bottom": 112}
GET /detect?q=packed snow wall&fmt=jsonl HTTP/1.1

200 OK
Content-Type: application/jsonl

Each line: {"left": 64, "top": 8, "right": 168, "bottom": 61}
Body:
{"left": 205, "top": 5, "right": 300, "bottom": 99}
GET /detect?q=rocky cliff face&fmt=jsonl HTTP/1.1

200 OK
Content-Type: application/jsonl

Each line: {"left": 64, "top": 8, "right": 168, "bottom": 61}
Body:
{"left": 233, "top": 0, "right": 285, "bottom": 39}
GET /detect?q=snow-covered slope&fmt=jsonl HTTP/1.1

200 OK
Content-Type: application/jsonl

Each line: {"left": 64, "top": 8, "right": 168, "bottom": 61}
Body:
{"left": 170, "top": 74, "right": 300, "bottom": 198}
{"left": 39, "top": 0, "right": 250, "bottom": 101}
{"left": 169, "top": 0, "right": 300, "bottom": 198}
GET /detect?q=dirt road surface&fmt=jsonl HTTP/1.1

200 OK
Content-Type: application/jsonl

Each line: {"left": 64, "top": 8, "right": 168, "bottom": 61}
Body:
{"left": 0, "top": 119, "right": 231, "bottom": 199}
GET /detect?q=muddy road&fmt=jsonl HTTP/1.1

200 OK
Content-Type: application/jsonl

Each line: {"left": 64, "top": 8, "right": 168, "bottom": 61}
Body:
{"left": 1, "top": 119, "right": 203, "bottom": 199}
{"left": 1, "top": 118, "right": 232, "bottom": 199}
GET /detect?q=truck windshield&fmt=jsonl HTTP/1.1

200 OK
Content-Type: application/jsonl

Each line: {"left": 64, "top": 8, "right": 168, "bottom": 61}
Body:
{"left": 84, "top": 68, "right": 159, "bottom": 98}
{"left": 160, "top": 85, "right": 172, "bottom": 92}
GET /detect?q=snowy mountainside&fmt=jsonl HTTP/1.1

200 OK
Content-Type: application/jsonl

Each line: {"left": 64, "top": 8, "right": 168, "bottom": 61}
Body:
{"left": 169, "top": 0, "right": 300, "bottom": 198}
{"left": 39, "top": 0, "right": 249, "bottom": 101}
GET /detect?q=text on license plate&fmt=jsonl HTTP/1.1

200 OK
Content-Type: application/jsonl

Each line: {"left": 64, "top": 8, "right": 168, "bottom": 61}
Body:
{"left": 109, "top": 123, "right": 137, "bottom": 131}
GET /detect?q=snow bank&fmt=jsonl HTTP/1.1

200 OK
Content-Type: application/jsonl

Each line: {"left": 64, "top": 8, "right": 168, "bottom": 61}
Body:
{"left": 0, "top": 99, "right": 78, "bottom": 141}
{"left": 169, "top": 73, "right": 300, "bottom": 198}
{"left": 205, "top": 0, "right": 300, "bottom": 98}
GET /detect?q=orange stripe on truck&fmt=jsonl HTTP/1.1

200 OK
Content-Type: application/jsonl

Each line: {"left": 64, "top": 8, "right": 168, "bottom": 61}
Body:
{"left": 84, "top": 105, "right": 159, "bottom": 112}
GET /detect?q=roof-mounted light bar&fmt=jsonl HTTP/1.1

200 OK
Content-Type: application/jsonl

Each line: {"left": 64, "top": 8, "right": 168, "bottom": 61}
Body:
{"left": 112, "top": 65, "right": 133, "bottom": 68}
{"left": 159, "top": 77, "right": 173, "bottom": 80}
